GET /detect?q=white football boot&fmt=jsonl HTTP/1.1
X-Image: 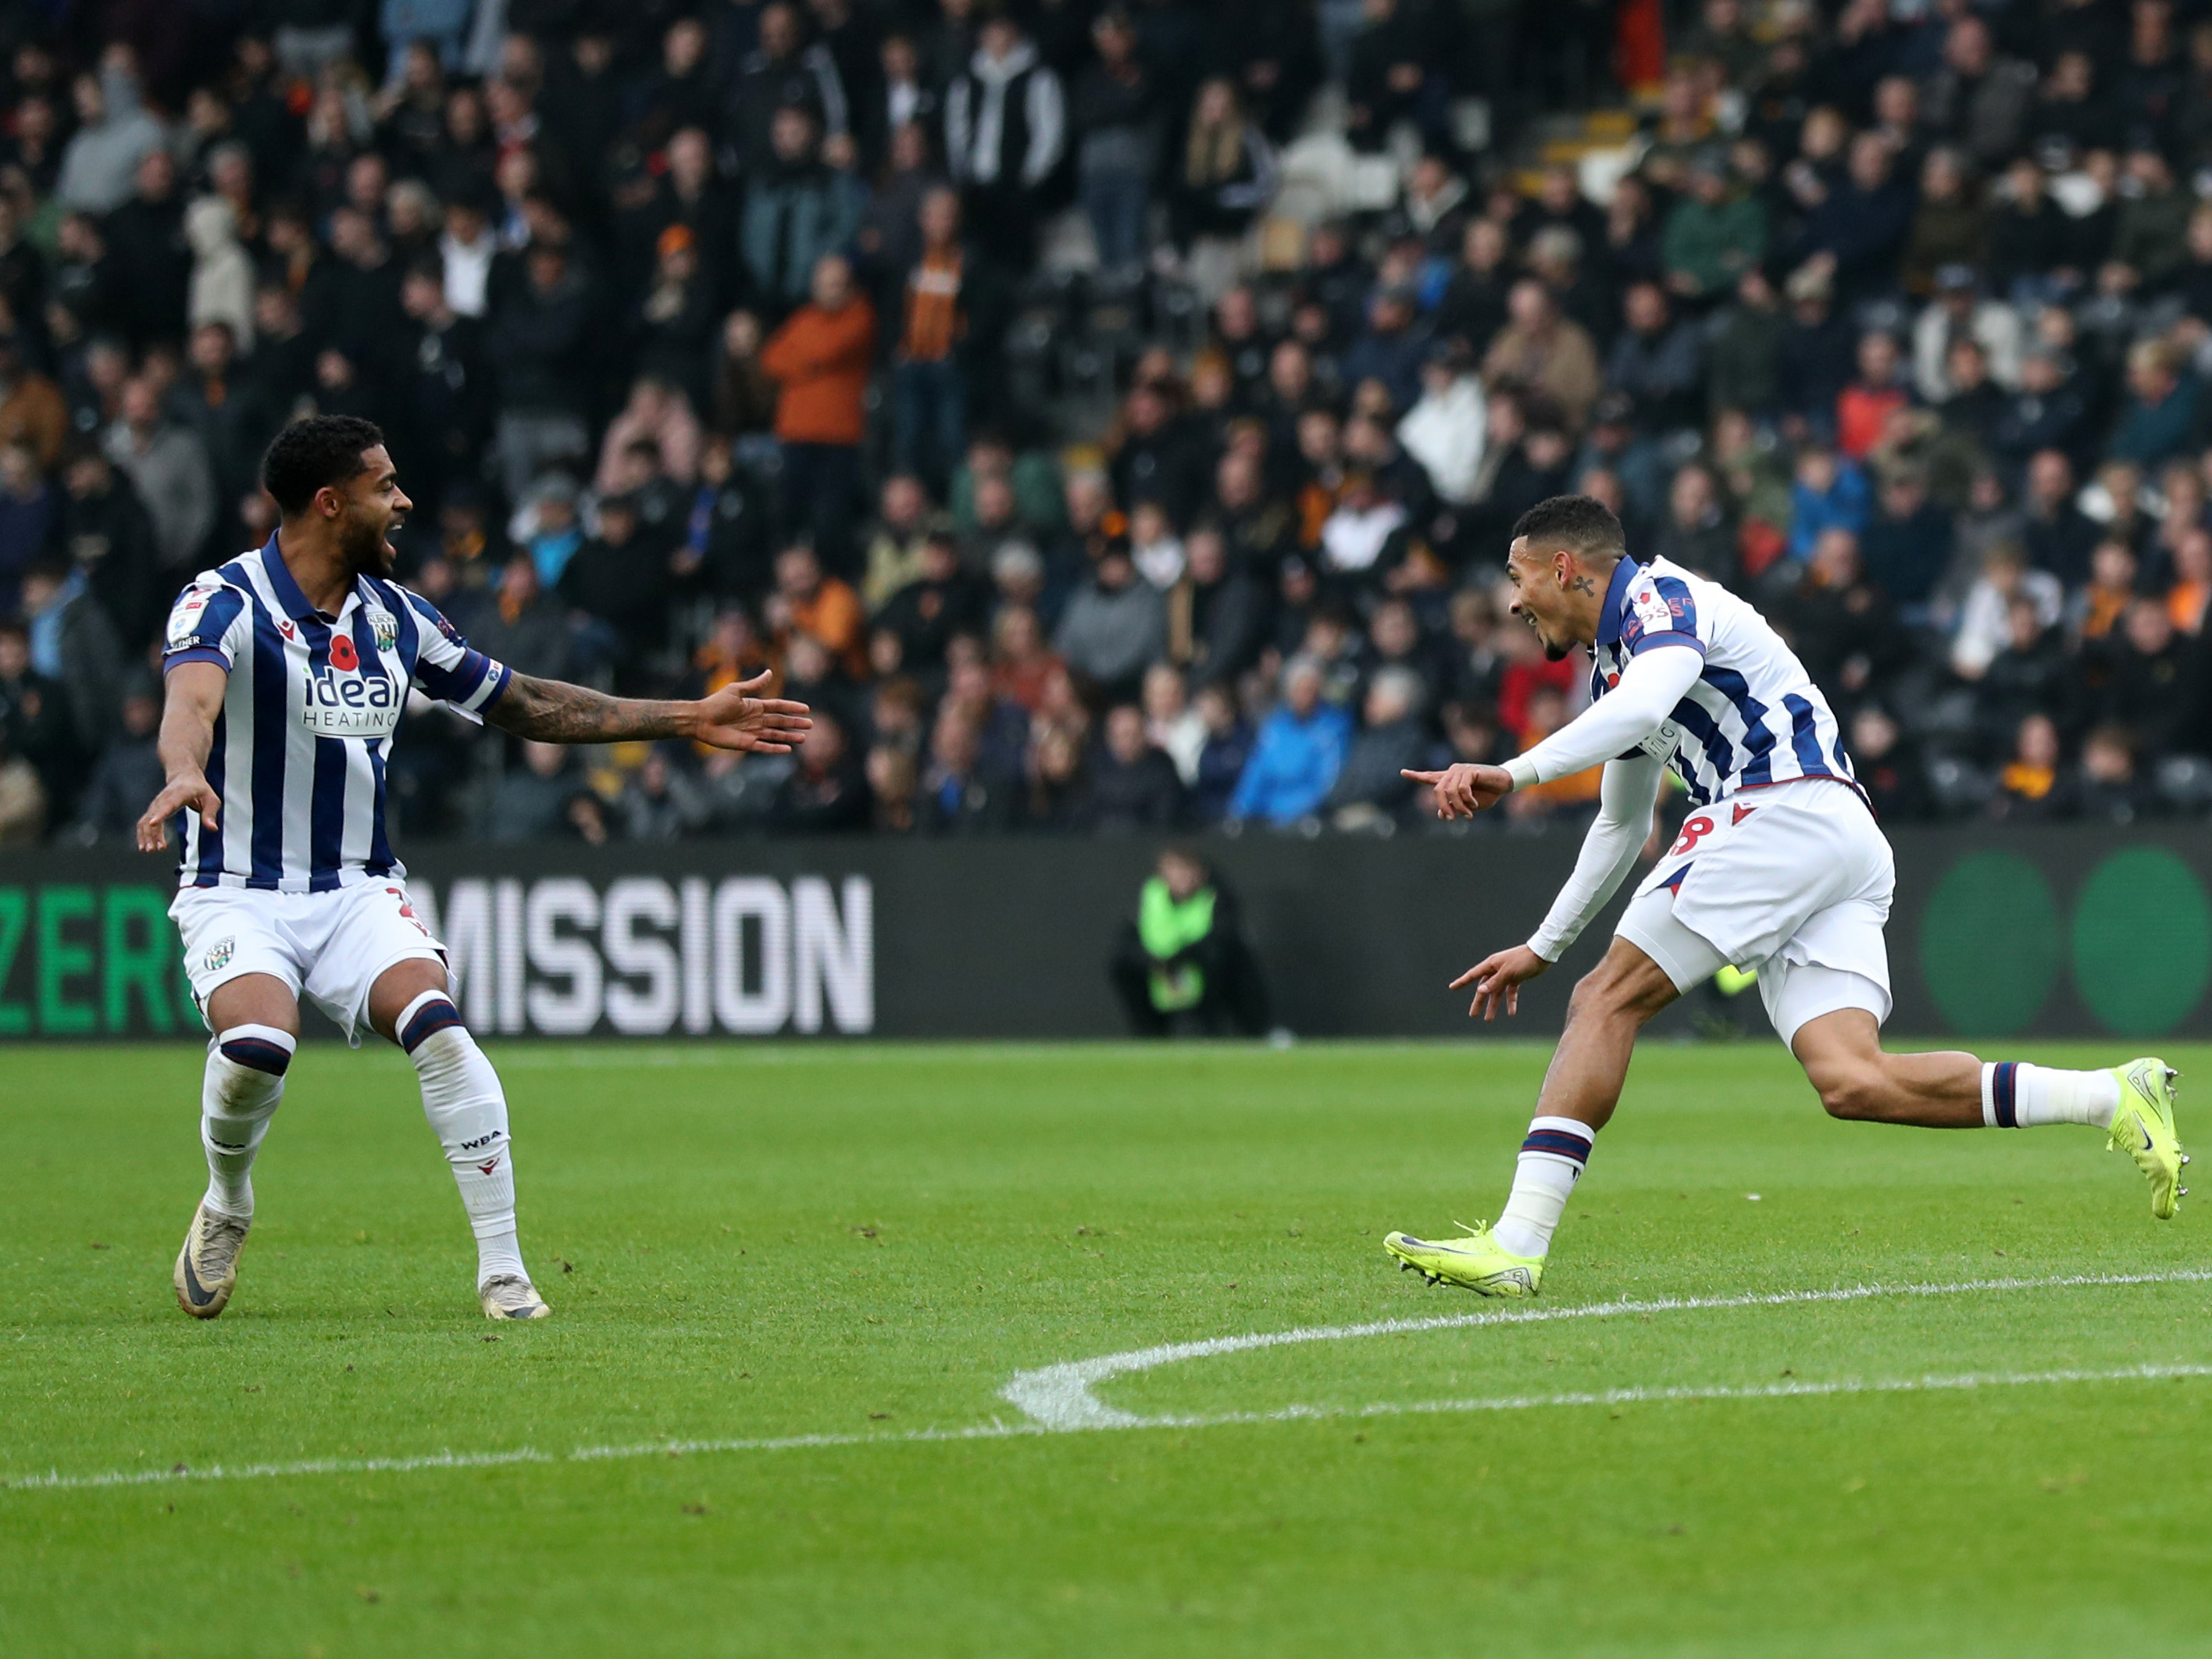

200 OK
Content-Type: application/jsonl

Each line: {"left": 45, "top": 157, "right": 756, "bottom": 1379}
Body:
{"left": 480, "top": 1275, "right": 552, "bottom": 1321}
{"left": 173, "top": 1201, "right": 251, "bottom": 1318}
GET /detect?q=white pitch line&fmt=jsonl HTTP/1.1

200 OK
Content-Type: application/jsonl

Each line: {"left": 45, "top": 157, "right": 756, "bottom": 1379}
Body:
{"left": 2, "top": 1447, "right": 563, "bottom": 1491}
{"left": 997, "top": 1268, "right": 2212, "bottom": 1430}
{"left": 1115, "top": 1361, "right": 2212, "bottom": 1429}
{"left": 11, "top": 1360, "right": 2212, "bottom": 1496}
{"left": 6, "top": 1269, "right": 2209, "bottom": 1495}
{"left": 0, "top": 1426, "right": 1046, "bottom": 1494}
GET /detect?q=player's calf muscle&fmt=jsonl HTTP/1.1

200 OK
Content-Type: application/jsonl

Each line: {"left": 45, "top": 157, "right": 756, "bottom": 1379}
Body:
{"left": 1802, "top": 1059, "right": 1896, "bottom": 1122}
{"left": 1795, "top": 1017, "right": 1983, "bottom": 1126}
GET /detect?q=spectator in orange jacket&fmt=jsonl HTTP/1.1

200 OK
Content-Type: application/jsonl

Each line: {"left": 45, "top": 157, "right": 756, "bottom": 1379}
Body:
{"left": 0, "top": 330, "right": 67, "bottom": 473}
{"left": 765, "top": 542, "right": 869, "bottom": 680}
{"left": 762, "top": 252, "right": 877, "bottom": 569}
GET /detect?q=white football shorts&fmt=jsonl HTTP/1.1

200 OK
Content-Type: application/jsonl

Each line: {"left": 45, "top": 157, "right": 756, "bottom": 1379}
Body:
{"left": 1614, "top": 776, "right": 1895, "bottom": 1050}
{"left": 170, "top": 879, "right": 448, "bottom": 1044}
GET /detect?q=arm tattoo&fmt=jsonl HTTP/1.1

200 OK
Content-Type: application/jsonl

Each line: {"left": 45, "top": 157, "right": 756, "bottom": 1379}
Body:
{"left": 1569, "top": 575, "right": 1597, "bottom": 596}
{"left": 485, "top": 673, "right": 692, "bottom": 743}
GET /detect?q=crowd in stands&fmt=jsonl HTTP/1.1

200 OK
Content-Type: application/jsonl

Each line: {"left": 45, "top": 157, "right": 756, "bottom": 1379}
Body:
{"left": 2, "top": 0, "right": 2211, "bottom": 847}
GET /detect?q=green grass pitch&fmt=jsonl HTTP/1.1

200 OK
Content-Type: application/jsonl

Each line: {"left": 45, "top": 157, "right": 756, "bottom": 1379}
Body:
{"left": 5, "top": 1037, "right": 2211, "bottom": 1657}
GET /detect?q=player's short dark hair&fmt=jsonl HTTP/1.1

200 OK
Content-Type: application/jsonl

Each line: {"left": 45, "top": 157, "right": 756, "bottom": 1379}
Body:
{"left": 262, "top": 416, "right": 386, "bottom": 516}
{"left": 1511, "top": 494, "right": 1631, "bottom": 563}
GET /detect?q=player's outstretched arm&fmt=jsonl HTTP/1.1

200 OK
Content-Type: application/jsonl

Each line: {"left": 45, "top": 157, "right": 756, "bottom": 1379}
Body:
{"left": 1406, "top": 643, "right": 1705, "bottom": 826}
{"left": 1399, "top": 645, "right": 1700, "bottom": 820}
{"left": 1443, "top": 755, "right": 1664, "bottom": 1021}
{"left": 485, "top": 669, "right": 812, "bottom": 752}
{"left": 137, "top": 661, "right": 229, "bottom": 852}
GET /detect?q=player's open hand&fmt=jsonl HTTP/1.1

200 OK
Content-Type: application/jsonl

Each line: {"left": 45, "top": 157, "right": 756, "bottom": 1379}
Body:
{"left": 137, "top": 772, "right": 220, "bottom": 853}
{"left": 690, "top": 671, "right": 814, "bottom": 753}
{"left": 1401, "top": 762, "right": 1514, "bottom": 819}
{"left": 1450, "top": 944, "right": 1550, "bottom": 1021}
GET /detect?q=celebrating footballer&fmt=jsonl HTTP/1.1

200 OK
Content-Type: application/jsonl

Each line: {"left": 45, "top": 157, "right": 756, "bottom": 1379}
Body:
{"left": 1386, "top": 495, "right": 2187, "bottom": 1297}
{"left": 139, "top": 416, "right": 811, "bottom": 1323}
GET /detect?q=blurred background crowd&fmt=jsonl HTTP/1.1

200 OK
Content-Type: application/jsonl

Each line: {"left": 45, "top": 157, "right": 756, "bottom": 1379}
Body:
{"left": 2, "top": 0, "right": 2210, "bottom": 846}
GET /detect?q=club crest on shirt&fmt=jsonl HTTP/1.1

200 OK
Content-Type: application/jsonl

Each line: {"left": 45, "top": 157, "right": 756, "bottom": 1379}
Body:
{"left": 204, "top": 937, "right": 235, "bottom": 973}
{"left": 366, "top": 605, "right": 398, "bottom": 651}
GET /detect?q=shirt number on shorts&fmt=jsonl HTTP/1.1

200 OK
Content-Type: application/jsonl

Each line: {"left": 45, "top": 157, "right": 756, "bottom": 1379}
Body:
{"left": 388, "top": 886, "right": 430, "bottom": 937}
{"left": 1668, "top": 814, "right": 1716, "bottom": 858}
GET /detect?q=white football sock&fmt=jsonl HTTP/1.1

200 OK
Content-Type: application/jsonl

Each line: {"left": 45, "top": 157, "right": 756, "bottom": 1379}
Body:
{"left": 1493, "top": 1115, "right": 1596, "bottom": 1259}
{"left": 201, "top": 1025, "right": 295, "bottom": 1220}
{"left": 398, "top": 991, "right": 528, "bottom": 1289}
{"left": 1982, "top": 1062, "right": 2121, "bottom": 1129}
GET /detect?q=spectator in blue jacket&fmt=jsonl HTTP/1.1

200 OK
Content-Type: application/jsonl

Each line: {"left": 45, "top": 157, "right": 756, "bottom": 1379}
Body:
{"left": 1786, "top": 444, "right": 1870, "bottom": 563}
{"left": 1229, "top": 655, "right": 1353, "bottom": 825}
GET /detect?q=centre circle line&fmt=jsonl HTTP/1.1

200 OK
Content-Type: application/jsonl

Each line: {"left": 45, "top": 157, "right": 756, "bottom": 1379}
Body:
{"left": 997, "top": 1268, "right": 2212, "bottom": 1431}
{"left": 6, "top": 1270, "right": 2207, "bottom": 1495}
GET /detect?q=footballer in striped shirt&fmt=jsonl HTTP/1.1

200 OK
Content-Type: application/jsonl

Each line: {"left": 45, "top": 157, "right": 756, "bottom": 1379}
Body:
{"left": 141, "top": 416, "right": 812, "bottom": 1323}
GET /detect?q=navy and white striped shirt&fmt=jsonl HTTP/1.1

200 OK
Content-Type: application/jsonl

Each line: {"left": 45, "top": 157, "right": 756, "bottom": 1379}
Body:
{"left": 1588, "top": 555, "right": 1858, "bottom": 809}
{"left": 162, "top": 534, "right": 512, "bottom": 892}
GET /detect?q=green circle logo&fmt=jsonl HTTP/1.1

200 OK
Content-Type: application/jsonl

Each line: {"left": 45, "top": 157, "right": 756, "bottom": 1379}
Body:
{"left": 1919, "top": 851, "right": 2060, "bottom": 1033}
{"left": 2071, "top": 847, "right": 2212, "bottom": 1036}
